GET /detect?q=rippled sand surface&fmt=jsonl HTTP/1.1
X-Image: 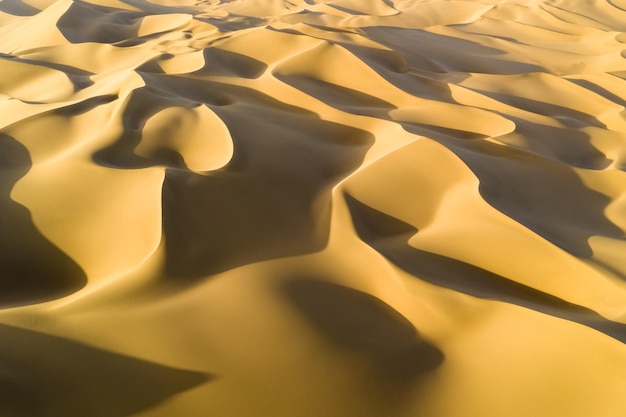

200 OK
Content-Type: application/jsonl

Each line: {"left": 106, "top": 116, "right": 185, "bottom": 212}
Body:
{"left": 1, "top": 0, "right": 626, "bottom": 415}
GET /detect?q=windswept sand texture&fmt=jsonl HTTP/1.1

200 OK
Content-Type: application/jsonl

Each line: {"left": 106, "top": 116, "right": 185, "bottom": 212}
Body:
{"left": 1, "top": 0, "right": 626, "bottom": 415}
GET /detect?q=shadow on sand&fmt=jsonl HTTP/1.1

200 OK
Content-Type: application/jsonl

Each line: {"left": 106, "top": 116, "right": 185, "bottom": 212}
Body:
{"left": 93, "top": 77, "right": 374, "bottom": 280}
{"left": 345, "top": 194, "right": 626, "bottom": 344}
{"left": 0, "top": 134, "right": 87, "bottom": 307}
{"left": 436, "top": 137, "right": 624, "bottom": 259}
{"left": 0, "top": 323, "right": 211, "bottom": 417}
{"left": 283, "top": 278, "right": 444, "bottom": 382}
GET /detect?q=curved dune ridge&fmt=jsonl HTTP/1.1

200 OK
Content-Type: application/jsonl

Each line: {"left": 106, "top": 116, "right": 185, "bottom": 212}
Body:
{"left": 1, "top": 0, "right": 626, "bottom": 415}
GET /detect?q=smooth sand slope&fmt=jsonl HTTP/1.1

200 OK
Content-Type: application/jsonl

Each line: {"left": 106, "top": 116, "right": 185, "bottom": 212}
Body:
{"left": 1, "top": 0, "right": 626, "bottom": 416}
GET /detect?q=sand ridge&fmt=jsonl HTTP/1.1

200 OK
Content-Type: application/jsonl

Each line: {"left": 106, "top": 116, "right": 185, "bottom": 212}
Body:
{"left": 1, "top": 0, "right": 626, "bottom": 416}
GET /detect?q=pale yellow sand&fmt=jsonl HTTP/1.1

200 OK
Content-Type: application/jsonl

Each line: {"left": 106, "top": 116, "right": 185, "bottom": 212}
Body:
{"left": 1, "top": 0, "right": 626, "bottom": 416}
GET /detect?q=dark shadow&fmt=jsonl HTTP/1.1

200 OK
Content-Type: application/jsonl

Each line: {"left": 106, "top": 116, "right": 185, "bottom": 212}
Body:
{"left": 361, "top": 26, "right": 546, "bottom": 75}
{"left": 399, "top": 121, "right": 490, "bottom": 141}
{"left": 448, "top": 23, "right": 529, "bottom": 46}
{"left": 160, "top": 106, "right": 373, "bottom": 278}
{"left": 294, "top": 22, "right": 356, "bottom": 35}
{"left": 199, "top": 14, "right": 267, "bottom": 32}
{"left": 192, "top": 47, "right": 268, "bottom": 79}
{"left": 327, "top": 4, "right": 368, "bottom": 15}
{"left": 345, "top": 194, "right": 626, "bottom": 344}
{"left": 271, "top": 26, "right": 464, "bottom": 108}
{"left": 93, "top": 84, "right": 202, "bottom": 170}
{"left": 119, "top": 0, "right": 199, "bottom": 15}
{"left": 93, "top": 74, "right": 374, "bottom": 280}
{"left": 134, "top": 55, "right": 169, "bottom": 74}
{"left": 114, "top": 32, "right": 172, "bottom": 48}
{"left": 53, "top": 94, "right": 119, "bottom": 116}
{"left": 496, "top": 116, "right": 611, "bottom": 169}
{"left": 431, "top": 137, "right": 624, "bottom": 258}
{"left": 273, "top": 24, "right": 458, "bottom": 98}
{"left": 0, "top": 0, "right": 39, "bottom": 16}
{"left": 608, "top": 0, "right": 626, "bottom": 12}
{"left": 270, "top": 25, "right": 476, "bottom": 132}
{"left": 56, "top": 1, "right": 145, "bottom": 44}
{"left": 0, "top": 134, "right": 87, "bottom": 307}
{"left": 0, "top": 54, "right": 93, "bottom": 93}
{"left": 401, "top": 115, "right": 611, "bottom": 169}
{"left": 0, "top": 323, "right": 211, "bottom": 417}
{"left": 611, "top": 70, "right": 626, "bottom": 81}
{"left": 274, "top": 73, "right": 396, "bottom": 116}
{"left": 568, "top": 78, "right": 626, "bottom": 108}
{"left": 340, "top": 43, "right": 458, "bottom": 98}
{"left": 461, "top": 88, "right": 608, "bottom": 129}
{"left": 282, "top": 278, "right": 443, "bottom": 381}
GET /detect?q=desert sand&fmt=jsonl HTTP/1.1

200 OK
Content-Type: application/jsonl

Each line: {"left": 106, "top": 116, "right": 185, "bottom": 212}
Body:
{"left": 0, "top": 0, "right": 626, "bottom": 415}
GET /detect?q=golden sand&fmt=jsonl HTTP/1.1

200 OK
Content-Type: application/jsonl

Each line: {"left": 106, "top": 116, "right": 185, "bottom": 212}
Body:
{"left": 1, "top": 0, "right": 626, "bottom": 415}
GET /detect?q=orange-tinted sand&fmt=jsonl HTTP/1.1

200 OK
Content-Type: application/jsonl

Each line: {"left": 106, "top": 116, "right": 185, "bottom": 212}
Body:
{"left": 1, "top": 0, "right": 626, "bottom": 416}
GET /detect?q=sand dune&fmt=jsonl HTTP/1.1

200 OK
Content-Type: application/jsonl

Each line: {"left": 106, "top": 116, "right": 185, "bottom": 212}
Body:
{"left": 1, "top": 0, "right": 626, "bottom": 415}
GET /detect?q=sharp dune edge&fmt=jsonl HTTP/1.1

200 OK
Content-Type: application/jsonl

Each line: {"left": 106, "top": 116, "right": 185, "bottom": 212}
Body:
{"left": 0, "top": 0, "right": 626, "bottom": 415}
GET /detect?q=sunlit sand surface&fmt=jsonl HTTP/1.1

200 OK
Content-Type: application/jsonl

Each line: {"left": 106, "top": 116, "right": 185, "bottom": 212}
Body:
{"left": 1, "top": 0, "right": 626, "bottom": 415}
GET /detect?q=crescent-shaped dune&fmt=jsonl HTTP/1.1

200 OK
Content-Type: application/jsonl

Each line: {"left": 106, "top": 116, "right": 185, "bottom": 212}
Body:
{"left": 1, "top": 0, "right": 626, "bottom": 416}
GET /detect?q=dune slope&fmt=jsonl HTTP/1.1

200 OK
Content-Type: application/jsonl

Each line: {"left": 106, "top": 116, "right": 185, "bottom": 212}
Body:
{"left": 1, "top": 0, "right": 626, "bottom": 416}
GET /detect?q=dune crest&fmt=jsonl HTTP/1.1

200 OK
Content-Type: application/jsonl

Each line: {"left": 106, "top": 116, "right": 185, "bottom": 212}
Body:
{"left": 1, "top": 0, "right": 626, "bottom": 415}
